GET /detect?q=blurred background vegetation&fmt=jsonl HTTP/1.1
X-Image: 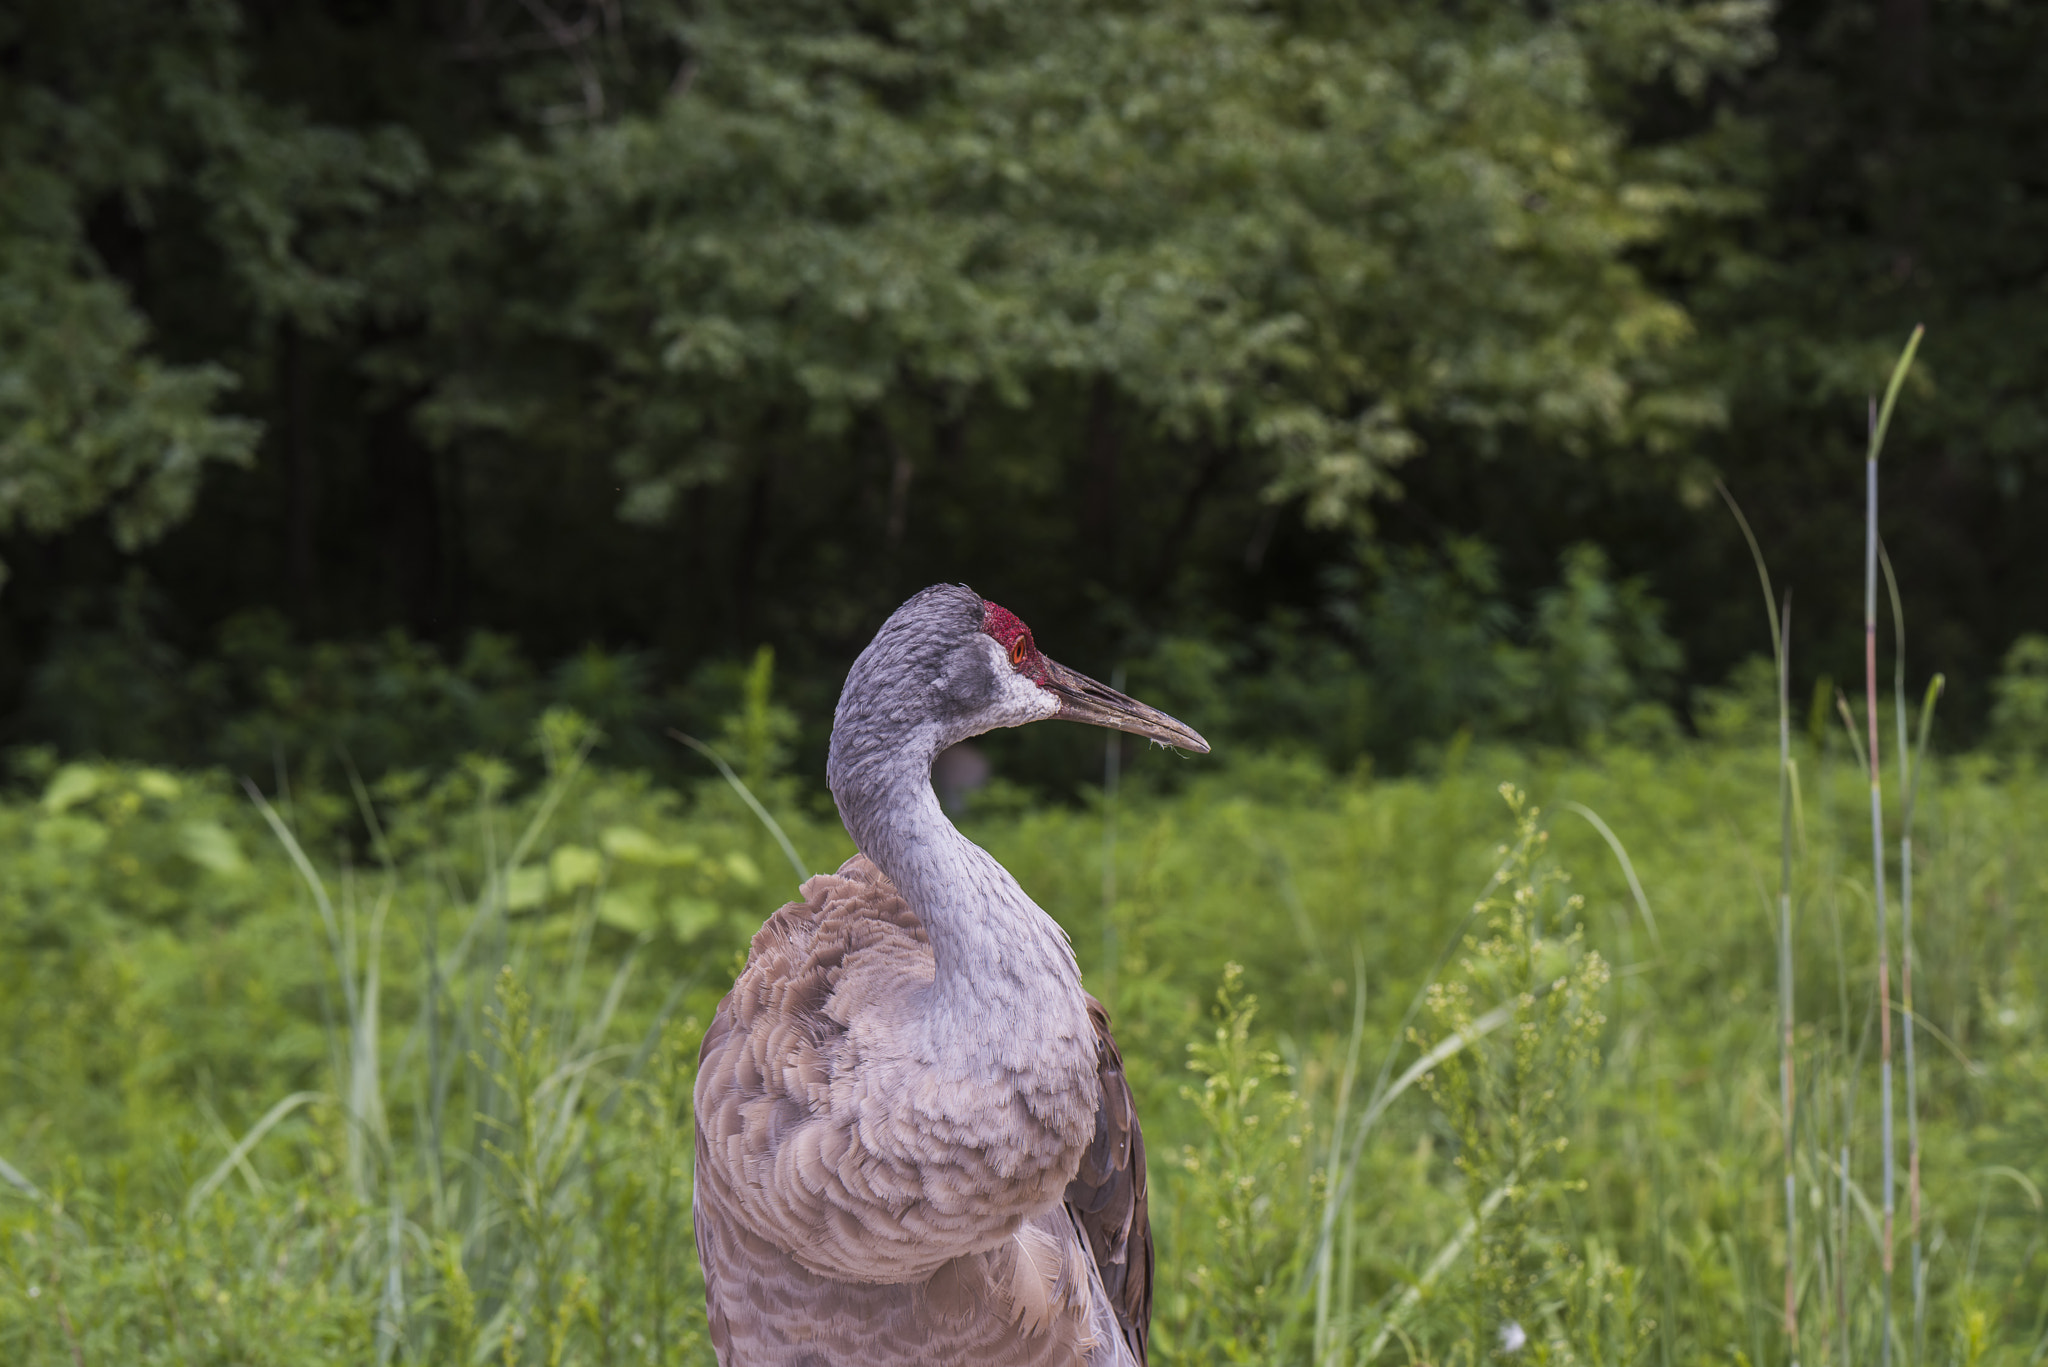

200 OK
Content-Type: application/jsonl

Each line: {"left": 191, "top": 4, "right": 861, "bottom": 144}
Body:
{"left": 4, "top": 716, "right": 2046, "bottom": 1364}
{"left": 3, "top": 0, "right": 2044, "bottom": 784}
{"left": 5, "top": 1, "right": 2048, "bottom": 1364}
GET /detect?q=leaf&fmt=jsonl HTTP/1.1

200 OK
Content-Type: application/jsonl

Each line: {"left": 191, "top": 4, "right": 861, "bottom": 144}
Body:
{"left": 506, "top": 865, "right": 550, "bottom": 912}
{"left": 179, "top": 820, "right": 250, "bottom": 878}
{"left": 42, "top": 764, "right": 104, "bottom": 813}
{"left": 600, "top": 826, "right": 693, "bottom": 866}
{"left": 597, "top": 889, "right": 657, "bottom": 936}
{"left": 667, "top": 897, "right": 722, "bottom": 942}
{"left": 550, "top": 844, "right": 605, "bottom": 892}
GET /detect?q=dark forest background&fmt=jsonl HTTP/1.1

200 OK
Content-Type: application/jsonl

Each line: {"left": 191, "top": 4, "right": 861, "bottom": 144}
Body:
{"left": 3, "top": 0, "right": 2042, "bottom": 789}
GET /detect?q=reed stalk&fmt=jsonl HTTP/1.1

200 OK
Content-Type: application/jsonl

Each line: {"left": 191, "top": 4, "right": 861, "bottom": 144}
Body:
{"left": 1863, "top": 324, "right": 1924, "bottom": 1367}
{"left": 1898, "top": 649, "right": 1944, "bottom": 1363}
{"left": 1865, "top": 434, "right": 1895, "bottom": 1367}
{"left": 1715, "top": 478, "right": 1798, "bottom": 1363}
{"left": 1778, "top": 595, "right": 1797, "bottom": 1362}
{"left": 1838, "top": 1118, "right": 1850, "bottom": 1367}
{"left": 1902, "top": 679, "right": 1941, "bottom": 1361}
{"left": 1818, "top": 693, "right": 1851, "bottom": 1367}
{"left": 1881, "top": 545, "right": 1947, "bottom": 1365}
{"left": 1881, "top": 547, "right": 1916, "bottom": 1367}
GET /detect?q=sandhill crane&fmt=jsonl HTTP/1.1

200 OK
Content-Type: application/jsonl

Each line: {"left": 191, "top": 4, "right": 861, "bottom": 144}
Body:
{"left": 693, "top": 584, "right": 1209, "bottom": 1365}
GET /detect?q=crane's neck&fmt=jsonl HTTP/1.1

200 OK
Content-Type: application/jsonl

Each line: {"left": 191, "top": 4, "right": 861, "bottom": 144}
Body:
{"left": 829, "top": 726, "right": 1093, "bottom": 1060}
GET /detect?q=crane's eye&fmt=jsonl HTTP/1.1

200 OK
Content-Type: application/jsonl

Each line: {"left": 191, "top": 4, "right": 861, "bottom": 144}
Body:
{"left": 1008, "top": 636, "right": 1029, "bottom": 667}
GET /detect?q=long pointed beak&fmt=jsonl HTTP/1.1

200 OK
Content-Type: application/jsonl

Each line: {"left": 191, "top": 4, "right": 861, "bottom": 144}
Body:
{"left": 1039, "top": 657, "right": 1210, "bottom": 754}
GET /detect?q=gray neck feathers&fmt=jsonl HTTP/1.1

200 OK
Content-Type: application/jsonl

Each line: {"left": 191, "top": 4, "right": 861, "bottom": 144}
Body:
{"left": 826, "top": 591, "right": 1092, "bottom": 1057}
{"left": 830, "top": 719, "right": 1088, "bottom": 1041}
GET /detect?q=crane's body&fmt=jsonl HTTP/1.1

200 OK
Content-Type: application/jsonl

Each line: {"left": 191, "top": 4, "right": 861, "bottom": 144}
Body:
{"left": 693, "top": 585, "right": 1205, "bottom": 1365}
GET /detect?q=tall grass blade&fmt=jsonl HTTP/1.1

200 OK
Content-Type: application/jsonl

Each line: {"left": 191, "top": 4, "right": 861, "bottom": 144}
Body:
{"left": 1900, "top": 672, "right": 1945, "bottom": 1361}
{"left": 506, "top": 721, "right": 599, "bottom": 875}
{"left": 1312, "top": 953, "right": 1368, "bottom": 1367}
{"left": 1881, "top": 542, "right": 1916, "bottom": 1367}
{"left": 186, "top": 1091, "right": 328, "bottom": 1214}
{"left": 1866, "top": 325, "right": 1926, "bottom": 467}
{"left": 1327, "top": 1002, "right": 1512, "bottom": 1222}
{"left": 1862, "top": 322, "right": 1923, "bottom": 1367}
{"left": 1834, "top": 678, "right": 1869, "bottom": 1364}
{"left": 1361, "top": 1173, "right": 1518, "bottom": 1363}
{"left": 244, "top": 779, "right": 359, "bottom": 1030}
{"left": 1778, "top": 594, "right": 1798, "bottom": 1364}
{"left": 1973, "top": 1165, "right": 2044, "bottom": 1212}
{"left": 670, "top": 730, "right": 809, "bottom": 883}
{"left": 1835, "top": 693, "right": 1868, "bottom": 778}
{"left": 349, "top": 883, "right": 392, "bottom": 1202}
{"left": 0, "top": 1153, "right": 48, "bottom": 1204}
{"left": 1716, "top": 477, "right": 1801, "bottom": 1354}
{"left": 246, "top": 777, "right": 393, "bottom": 1201}
{"left": 1298, "top": 837, "right": 1524, "bottom": 1312}
{"left": 1562, "top": 801, "right": 1661, "bottom": 953}
{"left": 1363, "top": 833, "right": 1521, "bottom": 1122}
{"left": 195, "top": 1093, "right": 266, "bottom": 1198}
{"left": 376, "top": 1199, "right": 405, "bottom": 1366}
{"left": 1827, "top": 1150, "right": 1887, "bottom": 1246}
{"left": 339, "top": 745, "right": 398, "bottom": 874}
{"left": 1714, "top": 480, "right": 1783, "bottom": 650}
{"left": 1293, "top": 997, "right": 1516, "bottom": 1350}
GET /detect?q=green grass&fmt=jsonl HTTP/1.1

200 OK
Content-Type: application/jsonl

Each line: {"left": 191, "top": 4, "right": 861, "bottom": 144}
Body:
{"left": 2, "top": 708, "right": 2044, "bottom": 1365}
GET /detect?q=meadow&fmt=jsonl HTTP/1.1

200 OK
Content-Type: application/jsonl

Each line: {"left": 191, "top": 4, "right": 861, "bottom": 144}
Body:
{"left": 8, "top": 5, "right": 2040, "bottom": 1361}
{"left": 2, "top": 675, "right": 2043, "bottom": 1367}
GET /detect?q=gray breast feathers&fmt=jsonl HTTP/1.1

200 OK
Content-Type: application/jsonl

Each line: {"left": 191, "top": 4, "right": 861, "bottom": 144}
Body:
{"left": 693, "top": 855, "right": 1152, "bottom": 1364}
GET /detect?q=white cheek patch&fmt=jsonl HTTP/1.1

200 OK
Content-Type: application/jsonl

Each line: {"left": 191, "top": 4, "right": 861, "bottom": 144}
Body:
{"left": 976, "top": 635, "right": 1060, "bottom": 729}
{"left": 1010, "top": 669, "right": 1061, "bottom": 723}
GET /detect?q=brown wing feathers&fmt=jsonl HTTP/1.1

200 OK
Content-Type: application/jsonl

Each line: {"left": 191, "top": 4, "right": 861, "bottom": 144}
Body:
{"left": 1065, "top": 997, "right": 1154, "bottom": 1365}
{"left": 696, "top": 865, "right": 1154, "bottom": 1364}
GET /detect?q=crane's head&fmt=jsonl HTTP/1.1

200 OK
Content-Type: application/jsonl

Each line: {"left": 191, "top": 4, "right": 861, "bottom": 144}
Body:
{"left": 829, "top": 584, "right": 1209, "bottom": 777}
{"left": 976, "top": 597, "right": 1209, "bottom": 752}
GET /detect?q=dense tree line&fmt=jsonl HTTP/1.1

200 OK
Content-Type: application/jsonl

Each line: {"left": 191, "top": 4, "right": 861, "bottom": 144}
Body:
{"left": 0, "top": 0, "right": 2039, "bottom": 779}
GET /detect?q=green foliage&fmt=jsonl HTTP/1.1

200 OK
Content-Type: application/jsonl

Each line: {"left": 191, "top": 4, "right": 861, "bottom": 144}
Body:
{"left": 1138, "top": 538, "right": 1684, "bottom": 770}
{"left": 1161, "top": 963, "right": 1312, "bottom": 1364}
{"left": 1687, "top": 653, "right": 1784, "bottom": 747}
{"left": 969, "top": 736, "right": 2048, "bottom": 1365}
{"left": 1685, "top": 0, "right": 2048, "bottom": 722}
{"left": 23, "top": 605, "right": 685, "bottom": 782}
{"left": 446, "top": 0, "right": 1762, "bottom": 533}
{"left": 1526, "top": 548, "right": 1682, "bottom": 749}
{"left": 0, "top": 993, "right": 713, "bottom": 1367}
{"left": 0, "top": 237, "right": 256, "bottom": 570}
{"left": 0, "top": 702, "right": 843, "bottom": 1365}
{"left": 1987, "top": 634, "right": 2048, "bottom": 759}
{"left": 0, "top": 0, "right": 1824, "bottom": 756}
{"left": 2, "top": 0, "right": 2044, "bottom": 771}
{"left": 4, "top": 719, "right": 2047, "bottom": 1365}
{"left": 712, "top": 647, "right": 802, "bottom": 794}
{"left": 25, "top": 542, "right": 1684, "bottom": 791}
{"left": 1415, "top": 787, "right": 1617, "bottom": 1362}
{"left": 1330, "top": 538, "right": 1527, "bottom": 764}
{"left": 0, "top": 0, "right": 422, "bottom": 578}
